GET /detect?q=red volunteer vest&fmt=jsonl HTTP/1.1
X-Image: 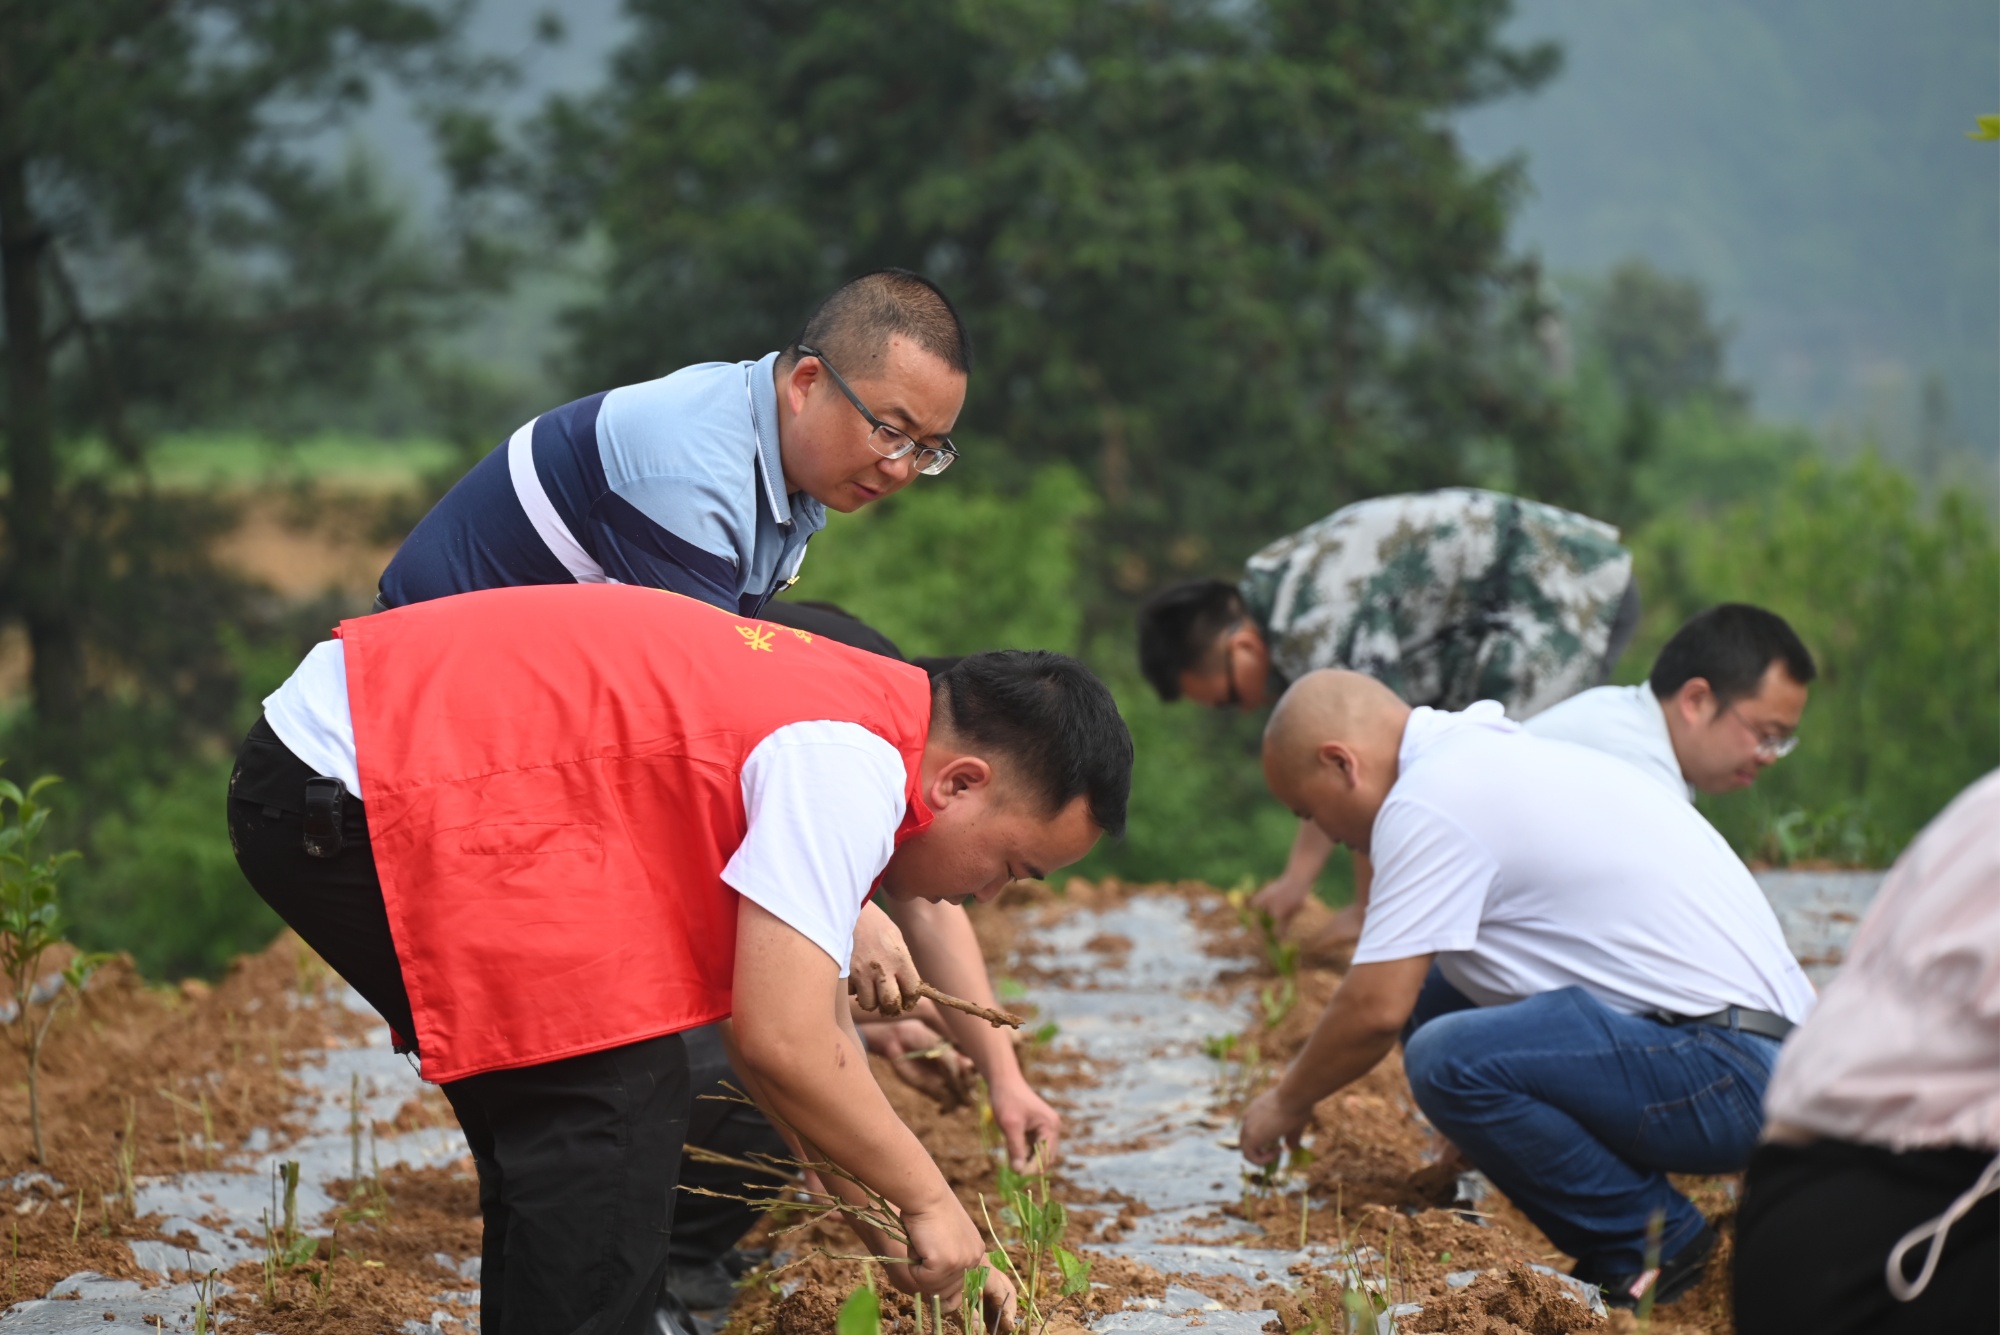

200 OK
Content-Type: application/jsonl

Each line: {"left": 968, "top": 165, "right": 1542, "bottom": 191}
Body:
{"left": 337, "top": 583, "right": 934, "bottom": 1083}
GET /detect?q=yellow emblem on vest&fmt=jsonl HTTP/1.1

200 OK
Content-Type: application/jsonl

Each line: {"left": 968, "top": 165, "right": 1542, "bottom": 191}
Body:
{"left": 735, "top": 625, "right": 775, "bottom": 652}
{"left": 785, "top": 627, "right": 813, "bottom": 643}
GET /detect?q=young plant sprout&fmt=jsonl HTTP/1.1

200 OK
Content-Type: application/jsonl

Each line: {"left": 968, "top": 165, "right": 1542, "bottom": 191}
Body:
{"left": 978, "top": 1148, "right": 1091, "bottom": 1334}
{"left": 0, "top": 769, "right": 108, "bottom": 1164}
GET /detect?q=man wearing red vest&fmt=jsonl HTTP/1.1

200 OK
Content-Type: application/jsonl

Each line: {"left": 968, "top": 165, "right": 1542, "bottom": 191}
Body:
{"left": 228, "top": 584, "right": 1133, "bottom": 1333}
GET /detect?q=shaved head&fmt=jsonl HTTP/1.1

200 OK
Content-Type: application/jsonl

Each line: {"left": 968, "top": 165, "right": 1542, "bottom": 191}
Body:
{"left": 1265, "top": 671, "right": 1410, "bottom": 779}
{"left": 1262, "top": 671, "right": 1413, "bottom": 855}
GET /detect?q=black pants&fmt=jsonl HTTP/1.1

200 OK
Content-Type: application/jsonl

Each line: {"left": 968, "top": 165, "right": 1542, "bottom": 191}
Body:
{"left": 229, "top": 717, "right": 693, "bottom": 1335}
{"left": 673, "top": 1023, "right": 789, "bottom": 1269}
{"left": 1735, "top": 1139, "right": 1999, "bottom": 1334}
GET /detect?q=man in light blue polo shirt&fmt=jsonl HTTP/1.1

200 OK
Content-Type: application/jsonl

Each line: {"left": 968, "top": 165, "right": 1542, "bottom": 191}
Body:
{"left": 378, "top": 268, "right": 970, "bottom": 612}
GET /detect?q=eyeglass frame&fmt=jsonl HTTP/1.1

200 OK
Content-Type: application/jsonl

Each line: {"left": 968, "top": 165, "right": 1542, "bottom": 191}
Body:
{"left": 793, "top": 343, "right": 959, "bottom": 477}
{"left": 1722, "top": 700, "right": 1800, "bottom": 760}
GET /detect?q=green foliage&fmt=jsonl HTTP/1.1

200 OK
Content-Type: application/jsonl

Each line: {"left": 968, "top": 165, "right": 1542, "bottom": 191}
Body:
{"left": 1623, "top": 453, "right": 1999, "bottom": 861}
{"left": 793, "top": 465, "right": 1097, "bottom": 656}
{"left": 985, "top": 1156, "right": 1089, "bottom": 1332}
{"left": 62, "top": 755, "right": 281, "bottom": 980}
{"left": 537, "top": 0, "right": 1564, "bottom": 582}
{"left": 0, "top": 768, "right": 108, "bottom": 1163}
{"left": 836, "top": 1282, "right": 882, "bottom": 1335}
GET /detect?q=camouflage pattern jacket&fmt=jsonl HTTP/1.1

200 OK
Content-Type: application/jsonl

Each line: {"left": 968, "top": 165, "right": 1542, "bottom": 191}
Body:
{"left": 1239, "top": 489, "right": 1633, "bottom": 718}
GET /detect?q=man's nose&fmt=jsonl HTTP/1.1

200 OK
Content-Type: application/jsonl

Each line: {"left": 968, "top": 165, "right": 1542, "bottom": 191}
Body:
{"left": 875, "top": 451, "right": 920, "bottom": 483}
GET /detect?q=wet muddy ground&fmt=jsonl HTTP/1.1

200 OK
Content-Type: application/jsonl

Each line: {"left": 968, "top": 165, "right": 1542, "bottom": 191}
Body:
{"left": 3, "top": 875, "right": 1859, "bottom": 1333}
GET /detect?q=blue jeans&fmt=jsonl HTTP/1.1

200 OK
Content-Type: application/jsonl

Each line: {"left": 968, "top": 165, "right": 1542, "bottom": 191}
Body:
{"left": 1401, "top": 967, "right": 1780, "bottom": 1274}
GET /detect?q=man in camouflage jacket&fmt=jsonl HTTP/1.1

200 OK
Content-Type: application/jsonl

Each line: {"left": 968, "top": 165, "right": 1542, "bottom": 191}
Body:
{"left": 1137, "top": 488, "right": 1638, "bottom": 937}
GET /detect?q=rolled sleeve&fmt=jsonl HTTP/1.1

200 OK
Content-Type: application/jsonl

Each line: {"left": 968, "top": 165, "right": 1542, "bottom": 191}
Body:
{"left": 720, "top": 721, "right": 909, "bottom": 975}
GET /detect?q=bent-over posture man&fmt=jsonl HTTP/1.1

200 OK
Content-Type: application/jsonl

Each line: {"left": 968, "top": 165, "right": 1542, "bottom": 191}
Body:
{"left": 229, "top": 584, "right": 1133, "bottom": 1333}
{"left": 1238, "top": 671, "right": 1812, "bottom": 1309}
{"left": 1527, "top": 603, "right": 1814, "bottom": 802}
{"left": 379, "top": 267, "right": 968, "bottom": 612}
{"left": 1138, "top": 489, "right": 1638, "bottom": 941}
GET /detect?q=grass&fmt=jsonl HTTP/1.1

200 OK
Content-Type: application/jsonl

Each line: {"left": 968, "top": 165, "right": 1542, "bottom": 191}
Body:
{"left": 65, "top": 431, "right": 462, "bottom": 493}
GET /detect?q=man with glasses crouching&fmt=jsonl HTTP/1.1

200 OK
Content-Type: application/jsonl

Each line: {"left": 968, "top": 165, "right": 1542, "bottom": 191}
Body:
{"left": 1526, "top": 603, "right": 1814, "bottom": 803}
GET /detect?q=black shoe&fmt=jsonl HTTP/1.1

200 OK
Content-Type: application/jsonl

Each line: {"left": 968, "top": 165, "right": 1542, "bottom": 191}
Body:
{"left": 666, "top": 1259, "right": 740, "bottom": 1311}
{"left": 1574, "top": 1223, "right": 1717, "bottom": 1310}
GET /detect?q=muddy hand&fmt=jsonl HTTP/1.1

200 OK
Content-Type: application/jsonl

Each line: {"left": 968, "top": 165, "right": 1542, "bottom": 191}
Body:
{"left": 1238, "top": 1086, "right": 1310, "bottom": 1167}
{"left": 1250, "top": 875, "right": 1311, "bottom": 925}
{"left": 849, "top": 899, "right": 922, "bottom": 1013}
{"left": 990, "top": 1078, "right": 1062, "bottom": 1172}
{"left": 984, "top": 1266, "right": 1019, "bottom": 1331}
{"left": 902, "top": 1197, "right": 990, "bottom": 1298}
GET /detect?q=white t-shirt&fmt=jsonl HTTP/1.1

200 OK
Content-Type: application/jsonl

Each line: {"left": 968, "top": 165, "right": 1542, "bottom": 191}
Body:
{"left": 262, "top": 640, "right": 906, "bottom": 976}
{"left": 1352, "top": 702, "right": 1815, "bottom": 1022}
{"left": 1524, "top": 684, "right": 1693, "bottom": 803}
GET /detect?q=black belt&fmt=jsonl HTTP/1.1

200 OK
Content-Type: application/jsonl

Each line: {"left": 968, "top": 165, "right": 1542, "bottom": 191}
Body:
{"left": 1655, "top": 1005, "right": 1795, "bottom": 1043}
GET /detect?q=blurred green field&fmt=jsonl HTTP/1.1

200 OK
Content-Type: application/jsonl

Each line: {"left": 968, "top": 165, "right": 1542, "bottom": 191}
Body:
{"left": 76, "top": 432, "right": 464, "bottom": 492}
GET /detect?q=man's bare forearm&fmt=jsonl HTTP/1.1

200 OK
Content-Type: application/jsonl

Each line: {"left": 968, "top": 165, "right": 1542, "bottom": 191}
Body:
{"left": 1273, "top": 955, "right": 1433, "bottom": 1113}
{"left": 883, "top": 896, "right": 1026, "bottom": 1087}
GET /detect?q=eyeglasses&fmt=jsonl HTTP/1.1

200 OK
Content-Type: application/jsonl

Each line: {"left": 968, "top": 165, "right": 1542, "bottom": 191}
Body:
{"left": 1725, "top": 703, "right": 1800, "bottom": 760}
{"left": 795, "top": 344, "right": 958, "bottom": 476}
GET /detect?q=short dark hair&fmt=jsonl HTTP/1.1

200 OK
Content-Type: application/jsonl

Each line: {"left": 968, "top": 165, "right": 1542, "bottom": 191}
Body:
{"left": 933, "top": 651, "right": 1132, "bottom": 839}
{"left": 785, "top": 269, "right": 972, "bottom": 377}
{"left": 1136, "top": 580, "right": 1246, "bottom": 701}
{"left": 1649, "top": 604, "right": 1816, "bottom": 708}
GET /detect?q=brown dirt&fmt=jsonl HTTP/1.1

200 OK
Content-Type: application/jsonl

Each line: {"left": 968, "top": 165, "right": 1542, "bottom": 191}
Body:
{"left": 1, "top": 935, "right": 377, "bottom": 1300}
{"left": 5, "top": 883, "right": 1744, "bottom": 1334}
{"left": 211, "top": 1163, "right": 483, "bottom": 1333}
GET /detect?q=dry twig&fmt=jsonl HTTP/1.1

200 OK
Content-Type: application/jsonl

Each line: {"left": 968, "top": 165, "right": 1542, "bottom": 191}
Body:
{"left": 915, "top": 982, "right": 1024, "bottom": 1029}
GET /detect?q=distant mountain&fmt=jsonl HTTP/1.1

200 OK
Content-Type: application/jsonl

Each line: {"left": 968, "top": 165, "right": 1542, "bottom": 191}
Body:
{"left": 1457, "top": 0, "right": 1998, "bottom": 461}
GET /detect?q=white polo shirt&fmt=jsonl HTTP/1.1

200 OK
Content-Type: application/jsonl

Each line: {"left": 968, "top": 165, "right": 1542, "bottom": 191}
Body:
{"left": 1524, "top": 683, "right": 1694, "bottom": 803}
{"left": 1353, "top": 703, "right": 1814, "bottom": 1022}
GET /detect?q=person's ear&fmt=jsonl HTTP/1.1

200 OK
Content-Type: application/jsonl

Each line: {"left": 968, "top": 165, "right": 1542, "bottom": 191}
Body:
{"left": 784, "top": 354, "right": 822, "bottom": 415}
{"left": 1677, "top": 678, "right": 1719, "bottom": 725}
{"left": 926, "top": 754, "right": 993, "bottom": 810}
{"left": 1315, "top": 740, "right": 1360, "bottom": 789}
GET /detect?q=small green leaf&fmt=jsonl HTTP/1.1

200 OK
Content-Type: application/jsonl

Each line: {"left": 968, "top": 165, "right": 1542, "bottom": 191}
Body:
{"left": 1055, "top": 1246, "right": 1091, "bottom": 1297}
{"left": 835, "top": 1283, "right": 881, "bottom": 1335}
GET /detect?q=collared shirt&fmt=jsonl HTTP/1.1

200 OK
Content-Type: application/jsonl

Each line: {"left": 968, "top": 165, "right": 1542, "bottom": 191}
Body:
{"left": 378, "top": 352, "right": 826, "bottom": 614}
{"left": 1524, "top": 683, "right": 1697, "bottom": 803}
{"left": 1238, "top": 489, "right": 1633, "bottom": 718}
{"left": 1352, "top": 703, "right": 1814, "bottom": 1023}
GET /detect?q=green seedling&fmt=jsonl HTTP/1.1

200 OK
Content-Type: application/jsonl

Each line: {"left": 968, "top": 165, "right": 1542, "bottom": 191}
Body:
{"left": 995, "top": 977, "right": 1028, "bottom": 1003}
{"left": 0, "top": 768, "right": 106, "bottom": 1165}
{"left": 1028, "top": 1021, "right": 1060, "bottom": 1047}
{"left": 187, "top": 1257, "right": 218, "bottom": 1334}
{"left": 1201, "top": 1033, "right": 1239, "bottom": 1062}
{"left": 980, "top": 1149, "right": 1091, "bottom": 1334}
{"left": 836, "top": 1278, "right": 881, "bottom": 1335}
{"left": 1226, "top": 888, "right": 1301, "bottom": 980}
{"left": 961, "top": 1262, "right": 990, "bottom": 1335}
{"left": 1259, "top": 978, "right": 1298, "bottom": 1029}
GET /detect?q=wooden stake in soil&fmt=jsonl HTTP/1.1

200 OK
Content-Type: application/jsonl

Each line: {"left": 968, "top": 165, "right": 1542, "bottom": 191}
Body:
{"left": 913, "top": 982, "right": 1025, "bottom": 1029}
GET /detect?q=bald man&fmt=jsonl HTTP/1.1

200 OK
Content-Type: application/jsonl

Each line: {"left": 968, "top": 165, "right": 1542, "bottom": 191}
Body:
{"left": 1239, "top": 671, "right": 1813, "bottom": 1310}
